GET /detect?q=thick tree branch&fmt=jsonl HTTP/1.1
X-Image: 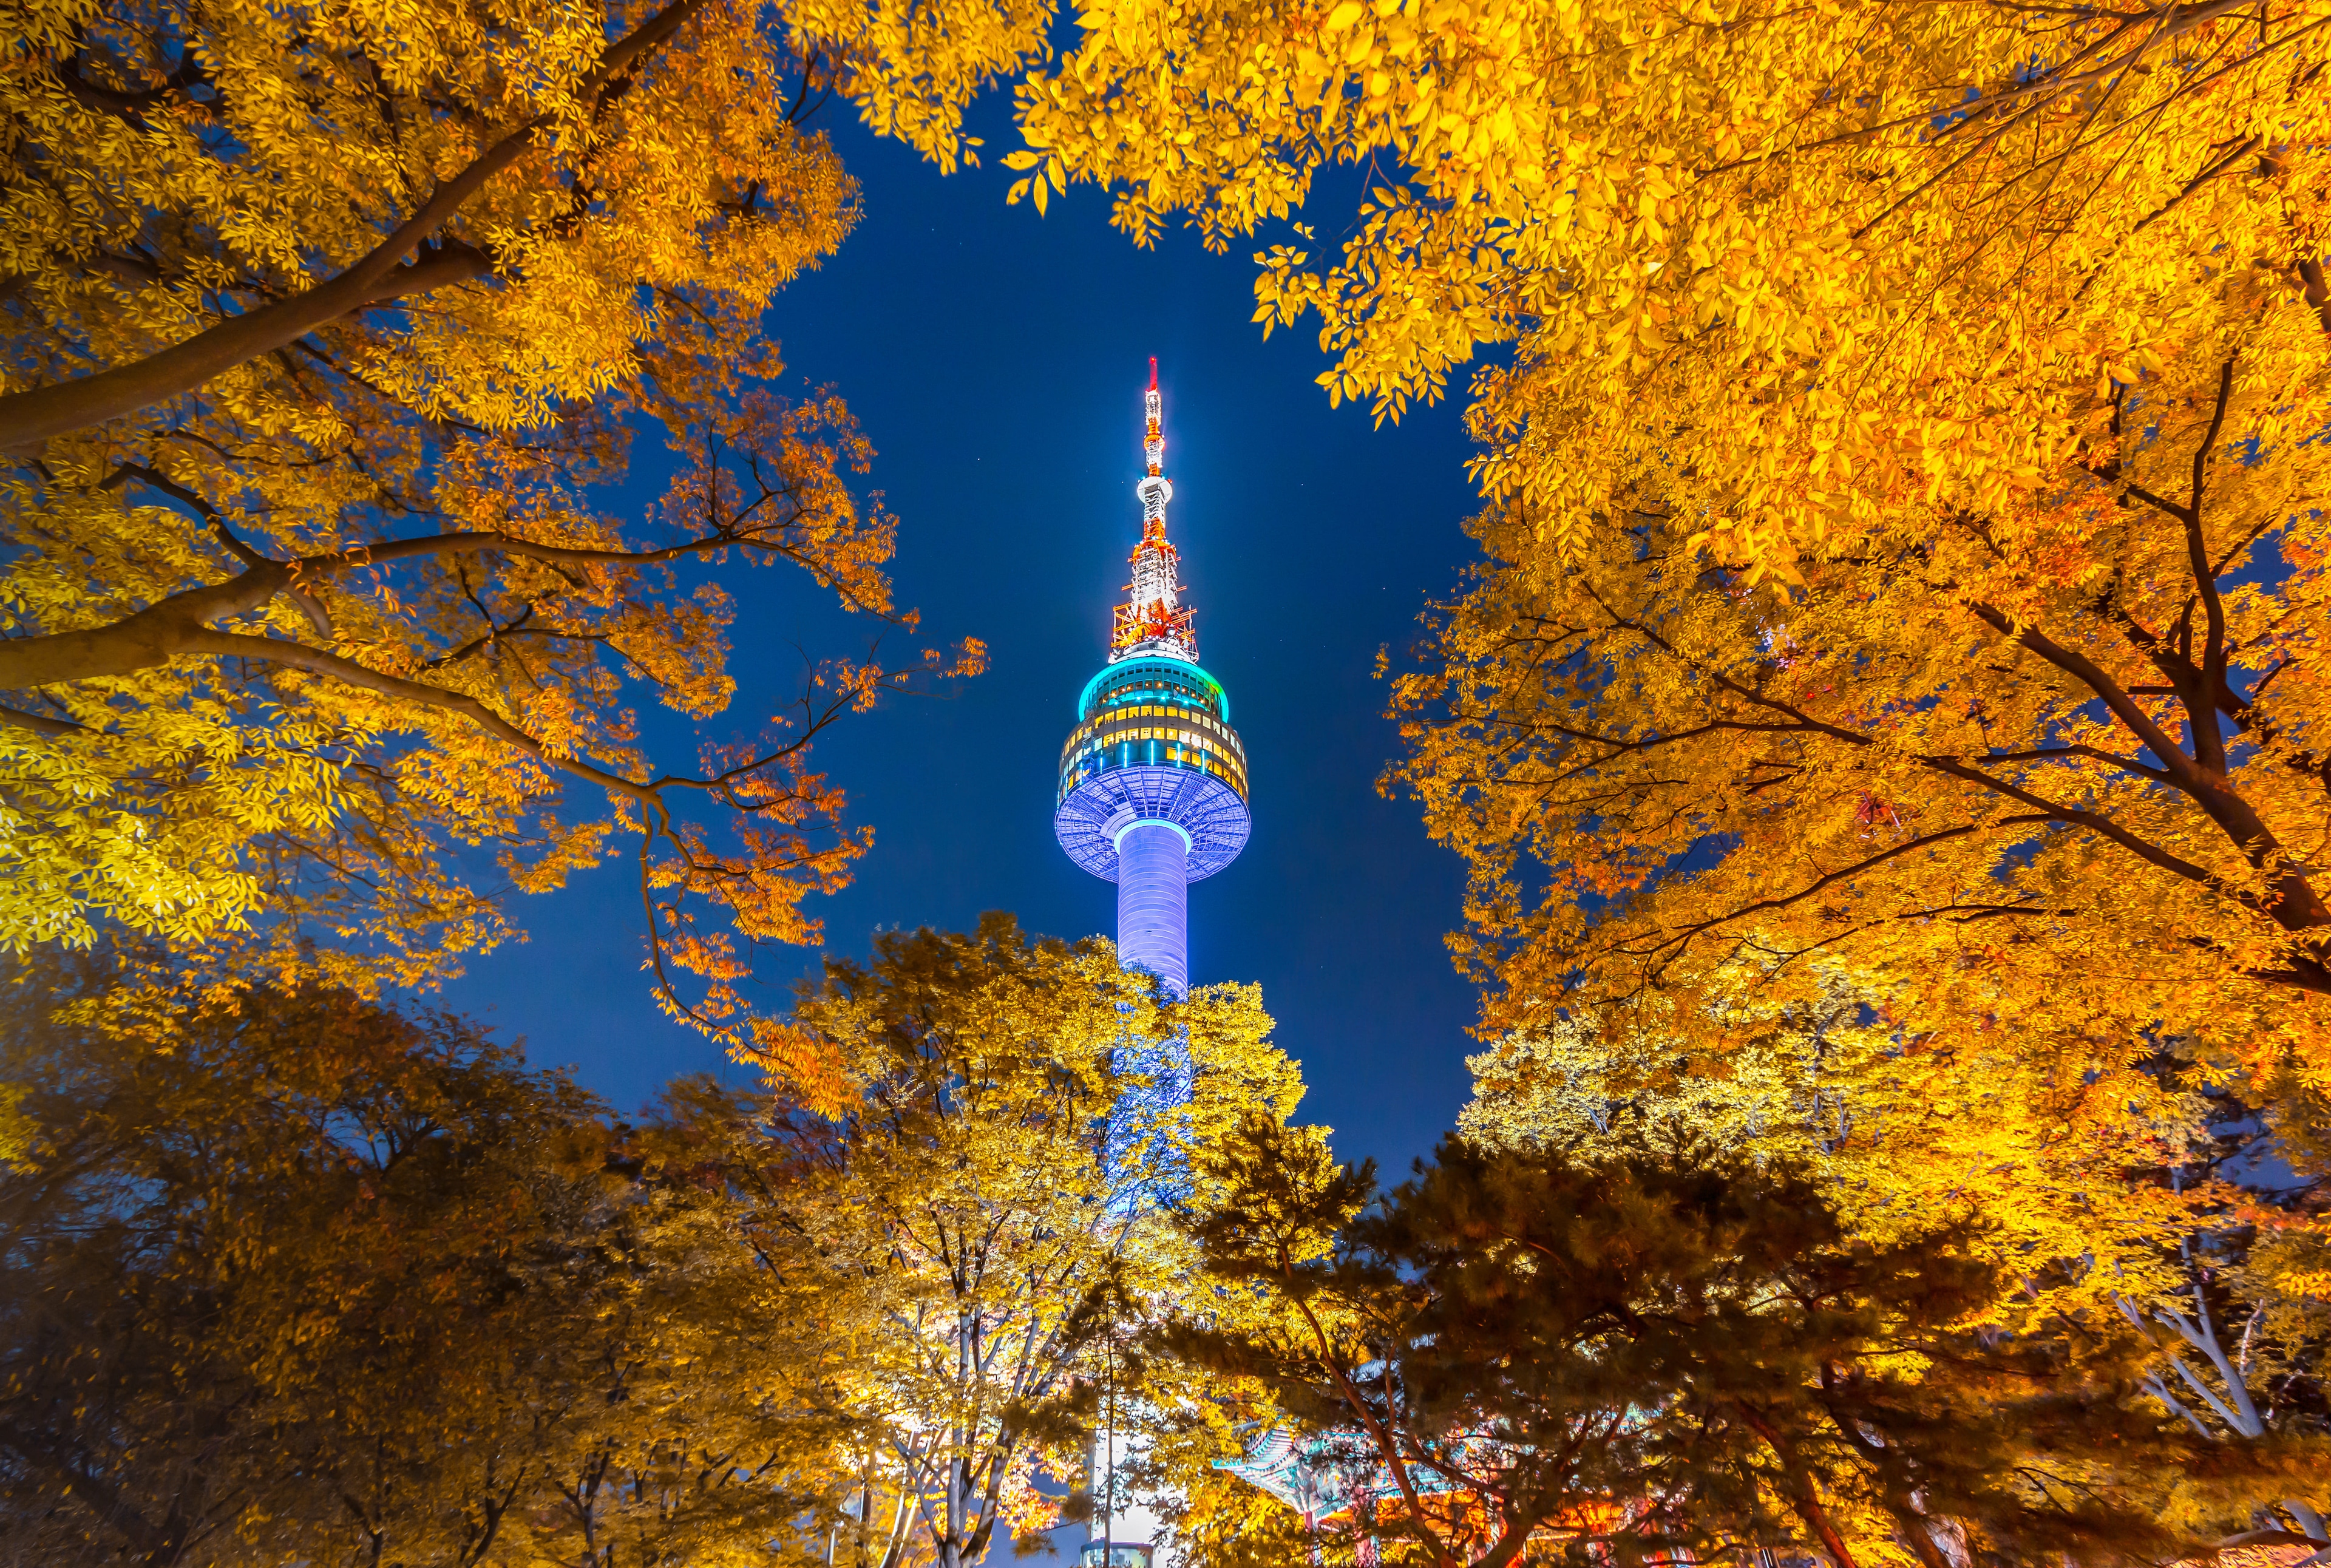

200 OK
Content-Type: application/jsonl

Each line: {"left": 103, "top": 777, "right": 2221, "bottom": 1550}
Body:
{"left": 0, "top": 126, "right": 538, "bottom": 448}
{"left": 1966, "top": 602, "right": 2330, "bottom": 934}
{"left": 1916, "top": 755, "right": 2218, "bottom": 887}
{"left": 0, "top": 512, "right": 877, "bottom": 694}
{"left": 0, "top": 702, "right": 85, "bottom": 736}
{"left": 1967, "top": 603, "right": 2192, "bottom": 771}
{"left": 2184, "top": 358, "right": 2238, "bottom": 773}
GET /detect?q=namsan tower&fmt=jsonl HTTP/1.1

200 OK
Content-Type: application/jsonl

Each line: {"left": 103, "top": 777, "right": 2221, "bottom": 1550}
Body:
{"left": 1054, "top": 361, "right": 1250, "bottom": 1000}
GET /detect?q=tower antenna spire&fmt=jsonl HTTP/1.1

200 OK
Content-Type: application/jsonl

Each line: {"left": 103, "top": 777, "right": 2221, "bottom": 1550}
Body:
{"left": 1113, "top": 359, "right": 1192, "bottom": 661}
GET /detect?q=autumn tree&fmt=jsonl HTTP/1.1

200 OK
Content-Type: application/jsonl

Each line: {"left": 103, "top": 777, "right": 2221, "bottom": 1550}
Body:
{"left": 1462, "top": 1008, "right": 2331, "bottom": 1544}
{"left": 1374, "top": 373, "right": 2331, "bottom": 1482}
{"left": 2, "top": 0, "right": 1045, "bottom": 449}
{"left": 1170, "top": 1117, "right": 2276, "bottom": 1568}
{"left": 747, "top": 915, "right": 1305, "bottom": 1568}
{"left": 1458, "top": 1000, "right": 2217, "bottom": 1319}
{"left": 1, "top": 0, "right": 1054, "bottom": 1045}
{"left": 994, "top": 0, "right": 2331, "bottom": 1052}
{"left": 0, "top": 955, "right": 853, "bottom": 1568}
{"left": 1152, "top": 1469, "right": 1339, "bottom": 1568}
{"left": 1008, "top": 0, "right": 2331, "bottom": 563}
{"left": 984, "top": 0, "right": 2331, "bottom": 1417}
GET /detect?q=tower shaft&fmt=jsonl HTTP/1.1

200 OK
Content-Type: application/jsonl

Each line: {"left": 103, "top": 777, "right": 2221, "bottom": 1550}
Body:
{"left": 1115, "top": 824, "right": 1190, "bottom": 999}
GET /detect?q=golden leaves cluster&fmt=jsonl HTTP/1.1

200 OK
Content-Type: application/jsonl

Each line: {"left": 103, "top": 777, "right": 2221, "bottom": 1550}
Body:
{"left": 1, "top": 0, "right": 1020, "bottom": 1039}
{"left": 997, "top": 0, "right": 2331, "bottom": 1404}
{"left": 1016, "top": 0, "right": 2331, "bottom": 571}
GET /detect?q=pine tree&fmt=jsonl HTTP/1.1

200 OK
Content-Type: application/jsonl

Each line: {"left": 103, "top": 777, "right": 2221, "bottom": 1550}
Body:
{"left": 1169, "top": 1119, "right": 2270, "bottom": 1568}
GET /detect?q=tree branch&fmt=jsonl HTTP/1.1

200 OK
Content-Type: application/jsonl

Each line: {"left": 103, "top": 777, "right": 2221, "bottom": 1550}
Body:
{"left": 0, "top": 702, "right": 85, "bottom": 736}
{"left": 0, "top": 0, "right": 711, "bottom": 448}
{"left": 2184, "top": 358, "right": 2238, "bottom": 773}
{"left": 0, "top": 514, "right": 880, "bottom": 694}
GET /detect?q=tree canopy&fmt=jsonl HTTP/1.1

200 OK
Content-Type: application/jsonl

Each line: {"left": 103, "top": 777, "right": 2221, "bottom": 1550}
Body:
{"left": 12, "top": 0, "right": 2331, "bottom": 1559}
{"left": 0, "top": 957, "right": 855, "bottom": 1568}
{"left": 986, "top": 0, "right": 2331, "bottom": 1475}
{"left": 996, "top": 0, "right": 2331, "bottom": 1067}
{"left": 1, "top": 0, "right": 1044, "bottom": 1054}
{"left": 752, "top": 915, "right": 1304, "bottom": 1567}
{"left": 0, "top": 921, "right": 1311, "bottom": 1568}
{"left": 1166, "top": 1117, "right": 2297, "bottom": 1568}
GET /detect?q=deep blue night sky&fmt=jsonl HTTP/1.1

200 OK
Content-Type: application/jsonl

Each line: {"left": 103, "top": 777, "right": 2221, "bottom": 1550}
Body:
{"left": 443, "top": 110, "right": 1488, "bottom": 1176}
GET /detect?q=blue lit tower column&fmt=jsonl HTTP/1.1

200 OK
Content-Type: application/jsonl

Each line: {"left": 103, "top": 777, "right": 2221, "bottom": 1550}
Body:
{"left": 1054, "top": 360, "right": 1250, "bottom": 1001}
{"left": 1057, "top": 368, "right": 1249, "bottom": 1568}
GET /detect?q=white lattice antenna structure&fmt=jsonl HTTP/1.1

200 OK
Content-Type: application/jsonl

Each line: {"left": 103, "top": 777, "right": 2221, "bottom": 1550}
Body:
{"left": 1111, "top": 358, "right": 1195, "bottom": 664}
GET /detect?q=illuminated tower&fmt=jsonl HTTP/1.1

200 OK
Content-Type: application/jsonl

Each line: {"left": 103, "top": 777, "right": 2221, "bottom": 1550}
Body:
{"left": 1054, "top": 360, "right": 1250, "bottom": 1000}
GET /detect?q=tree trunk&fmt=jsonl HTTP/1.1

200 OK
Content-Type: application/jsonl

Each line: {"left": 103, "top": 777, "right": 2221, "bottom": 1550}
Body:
{"left": 1737, "top": 1406, "right": 1859, "bottom": 1568}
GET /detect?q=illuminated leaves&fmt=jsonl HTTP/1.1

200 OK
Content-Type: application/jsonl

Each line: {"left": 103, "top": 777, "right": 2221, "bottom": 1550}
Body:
{"left": 996, "top": 0, "right": 2331, "bottom": 1384}
{"left": 752, "top": 918, "right": 1305, "bottom": 1567}
{"left": 0, "top": 973, "right": 856, "bottom": 1566}
{"left": 0, "top": 0, "right": 1037, "bottom": 1069}
{"left": 1012, "top": 0, "right": 2331, "bottom": 571}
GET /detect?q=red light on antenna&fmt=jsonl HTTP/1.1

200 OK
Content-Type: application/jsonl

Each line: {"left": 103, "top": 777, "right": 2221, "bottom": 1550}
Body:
{"left": 1148, "top": 356, "right": 1158, "bottom": 391}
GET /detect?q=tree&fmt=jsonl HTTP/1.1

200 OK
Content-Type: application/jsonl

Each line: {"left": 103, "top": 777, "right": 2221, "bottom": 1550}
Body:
{"left": 1, "top": 0, "right": 1040, "bottom": 450}
{"left": 0, "top": 955, "right": 852, "bottom": 1567}
{"left": 1170, "top": 1117, "right": 2268, "bottom": 1568}
{"left": 748, "top": 915, "right": 1305, "bottom": 1568}
{"left": 7, "top": 378, "right": 983, "bottom": 1031}
{"left": 991, "top": 0, "right": 2331, "bottom": 1061}
{"left": 1462, "top": 1008, "right": 2331, "bottom": 1546}
{"left": 1458, "top": 998, "right": 2240, "bottom": 1319}
{"left": 1371, "top": 372, "right": 2331, "bottom": 1448}
{"left": 1154, "top": 1468, "right": 1340, "bottom": 1568}
{"left": 2, "top": 0, "right": 1045, "bottom": 1042}
{"left": 1008, "top": 0, "right": 2330, "bottom": 557}
{"left": 982, "top": 7, "right": 2331, "bottom": 1453}
{"left": 1383, "top": 363, "right": 2328, "bottom": 1079}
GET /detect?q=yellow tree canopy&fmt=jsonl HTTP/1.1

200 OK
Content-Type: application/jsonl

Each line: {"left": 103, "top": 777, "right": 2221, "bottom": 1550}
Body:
{"left": 994, "top": 0, "right": 2331, "bottom": 1377}
{"left": 1, "top": 0, "right": 1048, "bottom": 1034}
{"left": 1012, "top": 0, "right": 2329, "bottom": 541}
{"left": 1000, "top": 6, "right": 2331, "bottom": 1065}
{"left": 0, "top": 963, "right": 860, "bottom": 1568}
{"left": 750, "top": 917, "right": 1305, "bottom": 1567}
{"left": 1, "top": 0, "right": 1044, "bottom": 447}
{"left": 1003, "top": 0, "right": 2331, "bottom": 1027}
{"left": 1458, "top": 1002, "right": 2216, "bottom": 1319}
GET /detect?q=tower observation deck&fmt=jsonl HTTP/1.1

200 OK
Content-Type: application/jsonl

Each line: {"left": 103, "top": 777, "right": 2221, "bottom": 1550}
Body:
{"left": 1054, "top": 361, "right": 1250, "bottom": 1000}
